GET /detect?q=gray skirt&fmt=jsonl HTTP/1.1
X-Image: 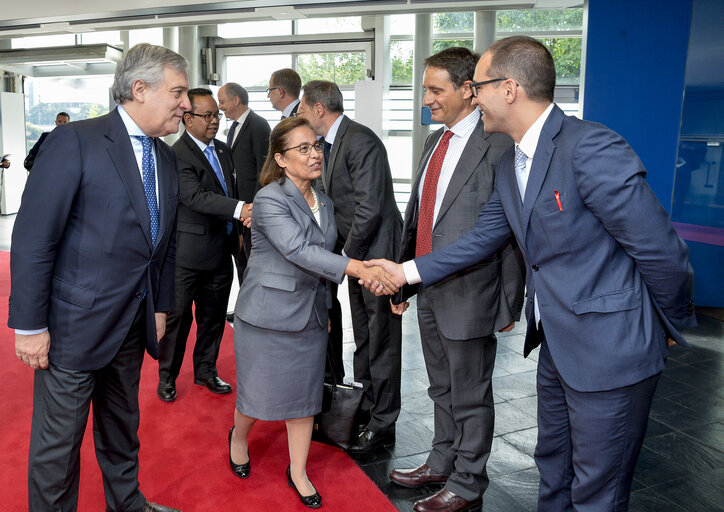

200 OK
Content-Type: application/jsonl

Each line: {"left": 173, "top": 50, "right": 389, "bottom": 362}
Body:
{"left": 233, "top": 312, "right": 326, "bottom": 421}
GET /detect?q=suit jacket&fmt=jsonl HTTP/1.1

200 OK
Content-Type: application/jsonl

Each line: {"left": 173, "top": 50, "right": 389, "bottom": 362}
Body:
{"left": 415, "top": 105, "right": 696, "bottom": 392}
{"left": 398, "top": 119, "right": 525, "bottom": 340}
{"left": 173, "top": 132, "right": 240, "bottom": 271}
{"left": 8, "top": 108, "right": 178, "bottom": 370}
{"left": 24, "top": 131, "right": 49, "bottom": 171}
{"left": 322, "top": 116, "right": 402, "bottom": 260}
{"left": 229, "top": 109, "right": 271, "bottom": 203}
{"left": 235, "top": 178, "right": 348, "bottom": 332}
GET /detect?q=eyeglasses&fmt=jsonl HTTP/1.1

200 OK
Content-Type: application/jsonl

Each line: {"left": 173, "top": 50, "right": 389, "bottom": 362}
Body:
{"left": 469, "top": 77, "right": 508, "bottom": 97}
{"left": 280, "top": 142, "right": 324, "bottom": 155}
{"left": 265, "top": 87, "right": 279, "bottom": 94}
{"left": 186, "top": 111, "right": 222, "bottom": 122}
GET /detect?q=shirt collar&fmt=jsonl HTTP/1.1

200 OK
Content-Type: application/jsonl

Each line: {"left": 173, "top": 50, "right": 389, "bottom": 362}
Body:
{"left": 232, "top": 108, "right": 251, "bottom": 125}
{"left": 282, "top": 99, "right": 300, "bottom": 119}
{"left": 517, "top": 102, "right": 555, "bottom": 158}
{"left": 324, "top": 113, "right": 346, "bottom": 146}
{"left": 117, "top": 104, "right": 148, "bottom": 137}
{"left": 186, "top": 130, "right": 214, "bottom": 152}
{"left": 444, "top": 108, "right": 480, "bottom": 139}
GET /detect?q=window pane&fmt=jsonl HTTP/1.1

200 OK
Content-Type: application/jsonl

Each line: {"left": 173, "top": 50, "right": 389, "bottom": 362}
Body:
{"left": 226, "top": 54, "right": 292, "bottom": 88}
{"left": 390, "top": 40, "right": 413, "bottom": 85}
{"left": 433, "top": 12, "right": 474, "bottom": 34}
{"left": 497, "top": 8, "right": 583, "bottom": 32}
{"left": 297, "top": 52, "right": 366, "bottom": 86}
{"left": 432, "top": 39, "right": 473, "bottom": 53}
{"left": 218, "top": 20, "right": 292, "bottom": 38}
{"left": 390, "top": 14, "right": 415, "bottom": 36}
{"left": 296, "top": 17, "right": 362, "bottom": 35}
{"left": 12, "top": 35, "right": 76, "bottom": 49}
{"left": 80, "top": 31, "right": 122, "bottom": 46}
{"left": 538, "top": 37, "right": 581, "bottom": 85}
{"left": 128, "top": 28, "right": 163, "bottom": 47}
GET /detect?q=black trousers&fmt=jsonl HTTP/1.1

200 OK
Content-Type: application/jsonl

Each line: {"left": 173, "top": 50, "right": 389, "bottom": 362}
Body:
{"left": 29, "top": 301, "right": 147, "bottom": 512}
{"left": 158, "top": 257, "right": 234, "bottom": 382}
{"left": 324, "top": 281, "right": 344, "bottom": 383}
{"left": 348, "top": 278, "right": 402, "bottom": 433}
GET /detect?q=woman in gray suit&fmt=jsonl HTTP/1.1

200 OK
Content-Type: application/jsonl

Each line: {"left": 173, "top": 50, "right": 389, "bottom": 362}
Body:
{"left": 228, "top": 117, "right": 396, "bottom": 508}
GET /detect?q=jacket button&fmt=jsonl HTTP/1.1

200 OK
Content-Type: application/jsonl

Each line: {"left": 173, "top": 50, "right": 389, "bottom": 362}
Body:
{"left": 532, "top": 265, "right": 539, "bottom": 272}
{"left": 135, "top": 292, "right": 143, "bottom": 299}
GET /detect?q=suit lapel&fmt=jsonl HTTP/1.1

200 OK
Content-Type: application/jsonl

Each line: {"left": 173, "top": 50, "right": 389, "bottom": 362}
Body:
{"left": 435, "top": 121, "right": 489, "bottom": 228}
{"left": 282, "top": 178, "right": 319, "bottom": 228}
{"left": 232, "top": 115, "right": 250, "bottom": 151}
{"left": 215, "top": 142, "right": 236, "bottom": 198}
{"left": 184, "top": 132, "right": 229, "bottom": 195}
{"left": 105, "top": 109, "right": 154, "bottom": 249}
{"left": 323, "top": 116, "right": 348, "bottom": 193}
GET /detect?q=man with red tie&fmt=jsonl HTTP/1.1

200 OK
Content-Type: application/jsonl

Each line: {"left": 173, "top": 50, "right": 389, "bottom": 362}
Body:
{"left": 387, "top": 47, "right": 524, "bottom": 512}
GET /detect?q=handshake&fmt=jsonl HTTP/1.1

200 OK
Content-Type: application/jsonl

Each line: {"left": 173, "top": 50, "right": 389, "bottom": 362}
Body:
{"left": 354, "top": 259, "right": 407, "bottom": 297}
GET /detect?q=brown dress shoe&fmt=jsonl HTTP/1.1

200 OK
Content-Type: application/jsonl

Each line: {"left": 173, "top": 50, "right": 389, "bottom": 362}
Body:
{"left": 389, "top": 464, "right": 449, "bottom": 488}
{"left": 142, "top": 502, "right": 181, "bottom": 512}
{"left": 413, "top": 489, "right": 482, "bottom": 512}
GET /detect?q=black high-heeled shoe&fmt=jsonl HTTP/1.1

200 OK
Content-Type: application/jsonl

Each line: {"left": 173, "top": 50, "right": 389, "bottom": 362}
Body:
{"left": 286, "top": 465, "right": 322, "bottom": 509}
{"left": 228, "top": 426, "right": 250, "bottom": 479}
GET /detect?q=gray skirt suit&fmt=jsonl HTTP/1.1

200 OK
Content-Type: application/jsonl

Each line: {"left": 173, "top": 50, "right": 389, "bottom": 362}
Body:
{"left": 233, "top": 178, "right": 349, "bottom": 420}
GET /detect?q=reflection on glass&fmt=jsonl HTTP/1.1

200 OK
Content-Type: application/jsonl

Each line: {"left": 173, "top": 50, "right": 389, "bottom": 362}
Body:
{"left": 296, "top": 17, "right": 362, "bottom": 35}
{"left": 672, "top": 141, "right": 724, "bottom": 228}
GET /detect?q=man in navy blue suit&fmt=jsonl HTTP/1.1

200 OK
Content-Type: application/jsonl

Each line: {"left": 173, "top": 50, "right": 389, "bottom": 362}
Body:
{"left": 9, "top": 44, "right": 190, "bottom": 512}
{"left": 366, "top": 36, "right": 696, "bottom": 511}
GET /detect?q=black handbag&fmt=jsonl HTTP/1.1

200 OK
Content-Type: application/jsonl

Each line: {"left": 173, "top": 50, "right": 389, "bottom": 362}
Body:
{"left": 313, "top": 348, "right": 364, "bottom": 449}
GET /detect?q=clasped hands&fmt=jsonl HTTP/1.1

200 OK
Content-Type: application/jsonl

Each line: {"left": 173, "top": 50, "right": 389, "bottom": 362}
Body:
{"left": 355, "top": 258, "right": 407, "bottom": 296}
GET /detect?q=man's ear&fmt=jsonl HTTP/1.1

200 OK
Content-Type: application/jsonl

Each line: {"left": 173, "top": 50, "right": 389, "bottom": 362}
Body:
{"left": 314, "top": 103, "right": 325, "bottom": 118}
{"left": 461, "top": 80, "right": 473, "bottom": 100}
{"left": 503, "top": 79, "right": 518, "bottom": 104}
{"left": 131, "top": 79, "right": 147, "bottom": 103}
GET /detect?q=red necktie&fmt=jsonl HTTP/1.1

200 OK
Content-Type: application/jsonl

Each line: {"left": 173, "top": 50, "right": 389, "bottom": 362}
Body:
{"left": 416, "top": 130, "right": 454, "bottom": 257}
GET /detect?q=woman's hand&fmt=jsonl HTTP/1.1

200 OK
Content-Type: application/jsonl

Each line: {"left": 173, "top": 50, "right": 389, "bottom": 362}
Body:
{"left": 346, "top": 259, "right": 400, "bottom": 295}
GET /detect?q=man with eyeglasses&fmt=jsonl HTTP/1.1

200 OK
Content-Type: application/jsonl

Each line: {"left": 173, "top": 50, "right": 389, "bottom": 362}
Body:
{"left": 218, "top": 82, "right": 270, "bottom": 284}
{"left": 365, "top": 36, "right": 695, "bottom": 511}
{"left": 387, "top": 47, "right": 524, "bottom": 512}
{"left": 157, "top": 88, "right": 251, "bottom": 402}
{"left": 267, "top": 68, "right": 302, "bottom": 119}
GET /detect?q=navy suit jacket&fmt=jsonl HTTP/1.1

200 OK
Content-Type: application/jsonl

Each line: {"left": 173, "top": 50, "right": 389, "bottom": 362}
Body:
{"left": 8, "top": 108, "right": 178, "bottom": 371}
{"left": 415, "top": 105, "right": 696, "bottom": 392}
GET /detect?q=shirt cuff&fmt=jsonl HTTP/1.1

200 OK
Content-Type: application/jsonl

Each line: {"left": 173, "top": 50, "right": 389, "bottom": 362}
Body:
{"left": 403, "top": 260, "right": 422, "bottom": 285}
{"left": 234, "top": 200, "right": 245, "bottom": 220}
{"left": 16, "top": 328, "right": 48, "bottom": 336}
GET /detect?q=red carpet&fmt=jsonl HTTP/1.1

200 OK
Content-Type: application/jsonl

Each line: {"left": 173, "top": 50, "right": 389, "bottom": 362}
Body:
{"left": 0, "top": 251, "right": 397, "bottom": 512}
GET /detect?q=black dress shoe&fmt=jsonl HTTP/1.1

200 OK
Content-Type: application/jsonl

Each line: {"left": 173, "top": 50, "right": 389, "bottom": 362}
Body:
{"left": 346, "top": 427, "right": 395, "bottom": 455}
{"left": 194, "top": 376, "right": 232, "bottom": 394}
{"left": 142, "top": 502, "right": 181, "bottom": 512}
{"left": 286, "top": 465, "right": 322, "bottom": 509}
{"left": 228, "top": 426, "right": 250, "bottom": 479}
{"left": 157, "top": 379, "right": 176, "bottom": 402}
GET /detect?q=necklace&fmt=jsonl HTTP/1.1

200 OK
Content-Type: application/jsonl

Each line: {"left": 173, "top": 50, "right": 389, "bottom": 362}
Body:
{"left": 309, "top": 188, "right": 319, "bottom": 213}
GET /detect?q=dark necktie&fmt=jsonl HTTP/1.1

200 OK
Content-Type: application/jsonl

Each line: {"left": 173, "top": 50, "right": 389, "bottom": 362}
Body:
{"left": 323, "top": 140, "right": 332, "bottom": 166}
{"left": 280, "top": 114, "right": 286, "bottom": 120}
{"left": 227, "top": 121, "right": 239, "bottom": 147}
{"left": 133, "top": 135, "right": 159, "bottom": 247}
{"left": 416, "top": 130, "right": 454, "bottom": 258}
{"left": 204, "top": 146, "right": 233, "bottom": 235}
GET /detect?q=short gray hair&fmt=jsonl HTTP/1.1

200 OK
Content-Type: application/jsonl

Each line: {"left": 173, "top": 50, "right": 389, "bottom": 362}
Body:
{"left": 223, "top": 82, "right": 249, "bottom": 106}
{"left": 302, "top": 80, "right": 344, "bottom": 113}
{"left": 111, "top": 43, "right": 189, "bottom": 104}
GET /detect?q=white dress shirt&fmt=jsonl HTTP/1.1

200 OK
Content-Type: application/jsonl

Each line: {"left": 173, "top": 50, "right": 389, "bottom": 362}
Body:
{"left": 228, "top": 108, "right": 251, "bottom": 148}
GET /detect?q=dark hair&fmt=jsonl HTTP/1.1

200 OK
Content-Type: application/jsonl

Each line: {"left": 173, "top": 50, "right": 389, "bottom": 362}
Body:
{"left": 301, "top": 80, "right": 344, "bottom": 114}
{"left": 487, "top": 36, "right": 555, "bottom": 103}
{"left": 260, "top": 117, "right": 312, "bottom": 187}
{"left": 424, "top": 47, "right": 479, "bottom": 88}
{"left": 271, "top": 68, "right": 302, "bottom": 98}
{"left": 223, "top": 82, "right": 249, "bottom": 106}
{"left": 182, "top": 88, "right": 213, "bottom": 125}
{"left": 56, "top": 112, "right": 70, "bottom": 121}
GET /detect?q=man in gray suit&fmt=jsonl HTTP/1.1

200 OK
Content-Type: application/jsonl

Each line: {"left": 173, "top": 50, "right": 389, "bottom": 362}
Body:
{"left": 387, "top": 47, "right": 525, "bottom": 512}
{"left": 298, "top": 80, "right": 403, "bottom": 454}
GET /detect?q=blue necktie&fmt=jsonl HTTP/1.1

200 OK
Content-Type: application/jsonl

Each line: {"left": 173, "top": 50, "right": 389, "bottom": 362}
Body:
{"left": 514, "top": 145, "right": 528, "bottom": 201}
{"left": 227, "top": 121, "right": 238, "bottom": 147}
{"left": 204, "top": 146, "right": 233, "bottom": 235}
{"left": 133, "top": 135, "right": 159, "bottom": 247}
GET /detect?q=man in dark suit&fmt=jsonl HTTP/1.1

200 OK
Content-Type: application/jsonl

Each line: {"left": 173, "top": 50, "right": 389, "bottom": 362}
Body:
{"left": 387, "top": 47, "right": 525, "bottom": 512}
{"left": 268, "top": 68, "right": 301, "bottom": 119}
{"left": 218, "top": 82, "right": 270, "bottom": 283}
{"left": 367, "top": 36, "right": 696, "bottom": 511}
{"left": 9, "top": 43, "right": 189, "bottom": 512}
{"left": 24, "top": 111, "right": 70, "bottom": 171}
{"left": 157, "top": 88, "right": 251, "bottom": 401}
{"left": 299, "top": 80, "right": 403, "bottom": 454}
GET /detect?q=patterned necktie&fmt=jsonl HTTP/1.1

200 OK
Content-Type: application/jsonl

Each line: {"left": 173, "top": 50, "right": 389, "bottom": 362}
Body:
{"left": 204, "top": 146, "right": 233, "bottom": 235}
{"left": 133, "top": 135, "right": 159, "bottom": 247}
{"left": 227, "top": 121, "right": 238, "bottom": 147}
{"left": 416, "top": 130, "right": 454, "bottom": 258}
{"left": 514, "top": 145, "right": 528, "bottom": 200}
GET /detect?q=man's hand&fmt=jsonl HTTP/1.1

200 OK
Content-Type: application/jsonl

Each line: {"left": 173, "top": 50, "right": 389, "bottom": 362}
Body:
{"left": 1, "top": 158, "right": 10, "bottom": 169}
{"left": 499, "top": 322, "right": 515, "bottom": 333}
{"left": 241, "top": 203, "right": 252, "bottom": 228}
{"left": 155, "top": 312, "right": 168, "bottom": 340}
{"left": 363, "top": 259, "right": 407, "bottom": 296}
{"left": 667, "top": 338, "right": 676, "bottom": 347}
{"left": 356, "top": 264, "right": 400, "bottom": 295}
{"left": 15, "top": 331, "right": 51, "bottom": 369}
{"left": 390, "top": 300, "right": 410, "bottom": 316}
